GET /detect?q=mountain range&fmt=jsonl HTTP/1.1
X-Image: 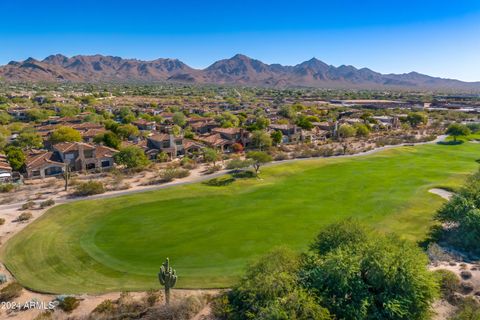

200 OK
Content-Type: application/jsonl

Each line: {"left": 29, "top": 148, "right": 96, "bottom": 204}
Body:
{"left": 1, "top": 53, "right": 479, "bottom": 90}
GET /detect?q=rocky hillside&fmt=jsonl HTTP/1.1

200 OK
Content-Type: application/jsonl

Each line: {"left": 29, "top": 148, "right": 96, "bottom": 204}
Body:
{"left": 1, "top": 53, "right": 479, "bottom": 90}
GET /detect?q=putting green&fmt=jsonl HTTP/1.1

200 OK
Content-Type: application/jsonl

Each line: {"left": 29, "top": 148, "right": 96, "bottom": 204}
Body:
{"left": 2, "top": 142, "right": 480, "bottom": 294}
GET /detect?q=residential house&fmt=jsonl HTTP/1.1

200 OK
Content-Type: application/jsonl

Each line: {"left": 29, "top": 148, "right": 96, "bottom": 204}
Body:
{"left": 0, "top": 154, "right": 12, "bottom": 182}
{"left": 268, "top": 124, "right": 301, "bottom": 143}
{"left": 7, "top": 107, "right": 28, "bottom": 121}
{"left": 146, "top": 134, "right": 203, "bottom": 159}
{"left": 132, "top": 119, "right": 156, "bottom": 131}
{"left": 25, "top": 150, "right": 65, "bottom": 179}
{"left": 211, "top": 127, "right": 250, "bottom": 146}
{"left": 53, "top": 142, "right": 117, "bottom": 172}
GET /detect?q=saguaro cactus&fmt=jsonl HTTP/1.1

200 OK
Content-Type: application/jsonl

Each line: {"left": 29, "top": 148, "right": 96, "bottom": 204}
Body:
{"left": 158, "top": 258, "right": 177, "bottom": 305}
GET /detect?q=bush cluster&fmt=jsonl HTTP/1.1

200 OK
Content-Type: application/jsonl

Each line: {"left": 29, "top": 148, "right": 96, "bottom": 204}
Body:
{"left": 0, "top": 282, "right": 22, "bottom": 302}
{"left": 73, "top": 181, "right": 105, "bottom": 197}
{"left": 0, "top": 183, "right": 15, "bottom": 193}
{"left": 203, "top": 176, "right": 235, "bottom": 187}
{"left": 216, "top": 220, "right": 438, "bottom": 320}
{"left": 17, "top": 212, "right": 33, "bottom": 222}
{"left": 39, "top": 199, "right": 55, "bottom": 208}
{"left": 158, "top": 168, "right": 190, "bottom": 183}
{"left": 58, "top": 296, "right": 80, "bottom": 313}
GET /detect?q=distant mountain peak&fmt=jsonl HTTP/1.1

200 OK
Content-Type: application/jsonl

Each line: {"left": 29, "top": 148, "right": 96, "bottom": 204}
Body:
{"left": 0, "top": 53, "right": 478, "bottom": 90}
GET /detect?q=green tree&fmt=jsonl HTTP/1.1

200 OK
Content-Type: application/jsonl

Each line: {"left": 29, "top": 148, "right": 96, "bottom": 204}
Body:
{"left": 246, "top": 151, "right": 273, "bottom": 174}
{"left": 58, "top": 105, "right": 80, "bottom": 117}
{"left": 250, "top": 116, "right": 270, "bottom": 131}
{"left": 279, "top": 105, "right": 296, "bottom": 119}
{"left": 446, "top": 123, "right": 471, "bottom": 142}
{"left": 116, "top": 124, "right": 139, "bottom": 140}
{"left": 221, "top": 247, "right": 331, "bottom": 320}
{"left": 216, "top": 112, "right": 240, "bottom": 128}
{"left": 251, "top": 130, "right": 272, "bottom": 150}
{"left": 94, "top": 131, "right": 121, "bottom": 149}
{"left": 50, "top": 126, "right": 82, "bottom": 144}
{"left": 6, "top": 147, "right": 26, "bottom": 171}
{"left": 296, "top": 115, "right": 313, "bottom": 130}
{"left": 406, "top": 112, "right": 428, "bottom": 128}
{"left": 433, "top": 172, "right": 480, "bottom": 255}
{"left": 14, "top": 131, "right": 43, "bottom": 149}
{"left": 172, "top": 112, "right": 187, "bottom": 127}
{"left": 113, "top": 146, "right": 150, "bottom": 169}
{"left": 354, "top": 123, "right": 370, "bottom": 137}
{"left": 337, "top": 124, "right": 356, "bottom": 139}
{"left": 203, "top": 148, "right": 221, "bottom": 167}
{"left": 0, "top": 112, "right": 11, "bottom": 125}
{"left": 25, "top": 108, "right": 53, "bottom": 122}
{"left": 302, "top": 220, "right": 439, "bottom": 320}
{"left": 271, "top": 130, "right": 283, "bottom": 145}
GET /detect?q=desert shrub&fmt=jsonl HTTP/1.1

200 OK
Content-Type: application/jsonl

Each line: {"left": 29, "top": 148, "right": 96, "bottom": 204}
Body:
{"left": 33, "top": 311, "right": 54, "bottom": 320}
{"left": 92, "top": 299, "right": 115, "bottom": 314}
{"left": 39, "top": 199, "right": 55, "bottom": 208}
{"left": 0, "top": 282, "right": 22, "bottom": 302}
{"left": 461, "top": 270, "right": 473, "bottom": 280}
{"left": 318, "top": 147, "right": 335, "bottom": 157}
{"left": 427, "top": 243, "right": 454, "bottom": 262}
{"left": 435, "top": 269, "right": 460, "bottom": 301}
{"left": 205, "top": 164, "right": 222, "bottom": 174}
{"left": 0, "top": 218, "right": 5, "bottom": 225}
{"left": 73, "top": 181, "right": 105, "bottom": 197}
{"left": 157, "top": 151, "right": 170, "bottom": 163}
{"left": 298, "top": 149, "right": 313, "bottom": 158}
{"left": 17, "top": 212, "right": 33, "bottom": 222}
{"left": 144, "top": 290, "right": 161, "bottom": 307}
{"left": 204, "top": 176, "right": 235, "bottom": 187}
{"left": 460, "top": 282, "right": 475, "bottom": 294}
{"left": 273, "top": 152, "right": 288, "bottom": 161}
{"left": 226, "top": 159, "right": 252, "bottom": 170}
{"left": 142, "top": 295, "right": 207, "bottom": 320}
{"left": 21, "top": 200, "right": 35, "bottom": 210}
{"left": 58, "top": 296, "right": 80, "bottom": 313}
{"left": 451, "top": 297, "right": 480, "bottom": 320}
{"left": 159, "top": 168, "right": 190, "bottom": 182}
{"left": 0, "top": 183, "right": 15, "bottom": 193}
{"left": 180, "top": 157, "right": 197, "bottom": 169}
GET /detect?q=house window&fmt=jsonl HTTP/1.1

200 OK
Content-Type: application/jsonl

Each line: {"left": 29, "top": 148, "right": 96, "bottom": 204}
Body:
{"left": 32, "top": 170, "right": 41, "bottom": 177}
{"left": 65, "top": 153, "right": 75, "bottom": 160}
{"left": 86, "top": 163, "right": 96, "bottom": 170}
{"left": 84, "top": 150, "right": 94, "bottom": 158}
{"left": 101, "top": 160, "right": 111, "bottom": 168}
{"left": 45, "top": 166, "right": 62, "bottom": 176}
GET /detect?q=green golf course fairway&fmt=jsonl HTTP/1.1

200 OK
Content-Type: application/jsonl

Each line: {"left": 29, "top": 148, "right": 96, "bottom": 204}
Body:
{"left": 2, "top": 141, "right": 480, "bottom": 294}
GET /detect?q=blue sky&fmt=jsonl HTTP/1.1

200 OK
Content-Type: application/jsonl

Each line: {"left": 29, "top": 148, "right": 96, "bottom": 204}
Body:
{"left": 1, "top": 0, "right": 480, "bottom": 81}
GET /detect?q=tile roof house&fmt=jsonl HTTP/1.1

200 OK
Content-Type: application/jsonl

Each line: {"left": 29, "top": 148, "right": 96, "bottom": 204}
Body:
{"left": 268, "top": 124, "right": 301, "bottom": 143}
{"left": 146, "top": 134, "right": 204, "bottom": 160}
{"left": 210, "top": 127, "right": 250, "bottom": 146}
{"left": 25, "top": 142, "right": 117, "bottom": 179}
{"left": 132, "top": 119, "right": 156, "bottom": 131}
{"left": 25, "top": 150, "right": 65, "bottom": 179}
{"left": 0, "top": 154, "right": 12, "bottom": 182}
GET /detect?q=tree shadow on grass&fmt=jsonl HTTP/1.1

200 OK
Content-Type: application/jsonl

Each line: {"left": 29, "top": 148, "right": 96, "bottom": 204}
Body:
{"left": 437, "top": 140, "right": 464, "bottom": 146}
